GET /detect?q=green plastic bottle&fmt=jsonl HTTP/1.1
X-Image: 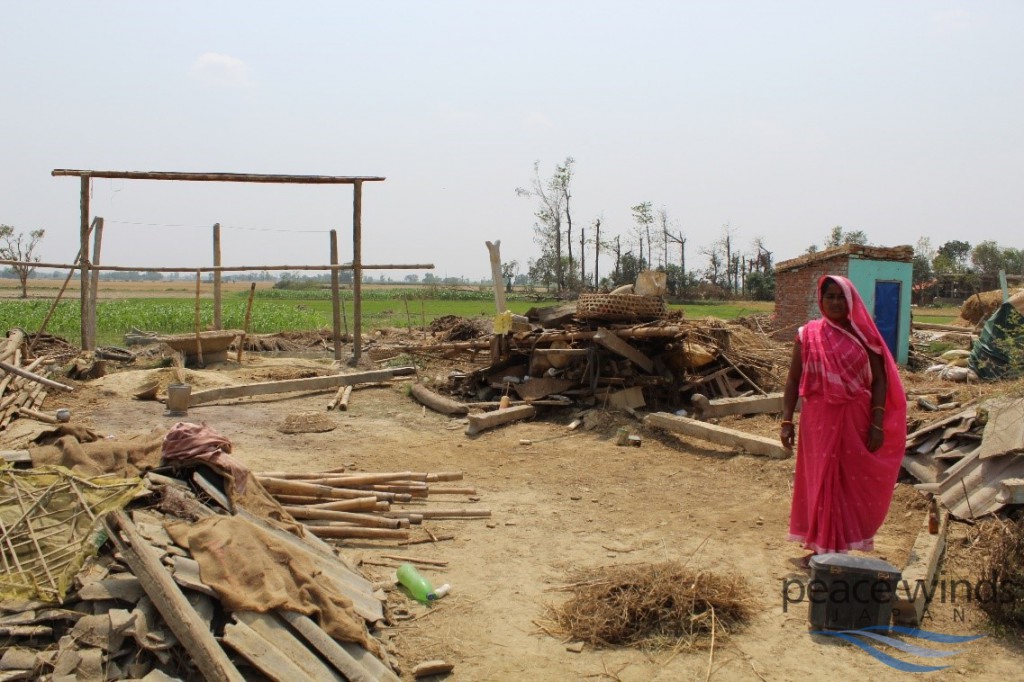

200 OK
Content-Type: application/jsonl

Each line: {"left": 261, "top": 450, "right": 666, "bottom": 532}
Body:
{"left": 397, "top": 563, "right": 436, "bottom": 603}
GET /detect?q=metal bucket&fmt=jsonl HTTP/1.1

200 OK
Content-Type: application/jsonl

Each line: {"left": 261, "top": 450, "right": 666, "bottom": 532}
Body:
{"left": 165, "top": 383, "right": 191, "bottom": 417}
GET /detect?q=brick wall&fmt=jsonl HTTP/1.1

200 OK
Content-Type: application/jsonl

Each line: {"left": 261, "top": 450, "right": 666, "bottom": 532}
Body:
{"left": 773, "top": 256, "right": 849, "bottom": 340}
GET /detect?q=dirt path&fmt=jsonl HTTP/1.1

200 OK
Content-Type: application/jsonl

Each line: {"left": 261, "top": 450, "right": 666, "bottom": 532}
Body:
{"left": 23, "top": 356, "right": 1024, "bottom": 681}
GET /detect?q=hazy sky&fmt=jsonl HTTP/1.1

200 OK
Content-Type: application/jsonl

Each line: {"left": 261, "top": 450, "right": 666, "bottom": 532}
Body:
{"left": 3, "top": 2, "right": 1021, "bottom": 282}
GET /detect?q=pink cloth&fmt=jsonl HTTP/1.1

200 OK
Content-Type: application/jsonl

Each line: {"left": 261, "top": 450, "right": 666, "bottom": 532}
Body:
{"left": 788, "top": 275, "right": 907, "bottom": 553}
{"left": 161, "top": 422, "right": 250, "bottom": 493}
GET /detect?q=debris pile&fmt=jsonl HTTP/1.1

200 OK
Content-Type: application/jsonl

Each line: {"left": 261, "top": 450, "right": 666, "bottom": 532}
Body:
{"left": 0, "top": 420, "right": 484, "bottom": 680}
{"left": 903, "top": 398, "right": 1024, "bottom": 519}
{"left": 397, "top": 301, "right": 789, "bottom": 418}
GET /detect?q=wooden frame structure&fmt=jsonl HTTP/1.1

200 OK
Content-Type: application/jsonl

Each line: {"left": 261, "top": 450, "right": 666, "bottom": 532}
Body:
{"left": 51, "top": 169, "right": 427, "bottom": 362}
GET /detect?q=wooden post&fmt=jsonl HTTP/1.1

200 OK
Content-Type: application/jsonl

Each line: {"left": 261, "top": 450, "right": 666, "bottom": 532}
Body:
{"left": 485, "top": 240, "right": 506, "bottom": 313}
{"left": 79, "top": 176, "right": 92, "bottom": 350}
{"left": 330, "top": 229, "right": 342, "bottom": 360}
{"left": 352, "top": 180, "right": 363, "bottom": 364}
{"left": 88, "top": 216, "right": 104, "bottom": 343}
{"left": 237, "top": 282, "right": 256, "bottom": 363}
{"left": 28, "top": 217, "right": 97, "bottom": 355}
{"left": 194, "top": 271, "right": 204, "bottom": 367}
{"left": 213, "top": 223, "right": 222, "bottom": 330}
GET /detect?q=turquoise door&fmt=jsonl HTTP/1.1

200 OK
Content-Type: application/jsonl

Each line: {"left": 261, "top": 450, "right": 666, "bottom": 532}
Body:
{"left": 874, "top": 280, "right": 901, "bottom": 357}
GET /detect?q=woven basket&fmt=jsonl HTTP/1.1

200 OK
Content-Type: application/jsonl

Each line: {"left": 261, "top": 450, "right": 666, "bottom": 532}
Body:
{"left": 576, "top": 293, "right": 667, "bottom": 322}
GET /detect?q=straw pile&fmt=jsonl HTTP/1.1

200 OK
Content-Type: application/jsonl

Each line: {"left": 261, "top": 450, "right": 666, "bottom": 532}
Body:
{"left": 543, "top": 562, "right": 755, "bottom": 649}
{"left": 960, "top": 289, "right": 1024, "bottom": 326}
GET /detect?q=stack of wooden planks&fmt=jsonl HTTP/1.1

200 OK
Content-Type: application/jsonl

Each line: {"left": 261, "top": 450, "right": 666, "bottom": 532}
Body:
{"left": 255, "top": 469, "right": 490, "bottom": 543}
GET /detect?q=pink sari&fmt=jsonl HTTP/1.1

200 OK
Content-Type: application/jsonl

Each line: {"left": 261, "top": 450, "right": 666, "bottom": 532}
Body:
{"left": 788, "top": 276, "right": 907, "bottom": 553}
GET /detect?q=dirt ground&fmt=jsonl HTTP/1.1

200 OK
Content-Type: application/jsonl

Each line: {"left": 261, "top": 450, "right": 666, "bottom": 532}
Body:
{"left": 8, "top": 351, "right": 1024, "bottom": 681}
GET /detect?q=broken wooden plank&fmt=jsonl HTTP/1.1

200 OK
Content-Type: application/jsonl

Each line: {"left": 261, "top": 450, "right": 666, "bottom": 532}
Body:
{"left": 76, "top": 575, "right": 144, "bottom": 603}
{"left": 905, "top": 408, "right": 978, "bottom": 444}
{"left": 996, "top": 478, "right": 1024, "bottom": 504}
{"left": 978, "top": 398, "right": 1024, "bottom": 459}
{"left": 0, "top": 450, "right": 31, "bottom": 465}
{"left": 409, "top": 383, "right": 468, "bottom": 416}
{"left": 606, "top": 386, "right": 645, "bottom": 411}
{"left": 593, "top": 327, "right": 654, "bottom": 373}
{"left": 281, "top": 611, "right": 397, "bottom": 682}
{"left": 893, "top": 510, "right": 947, "bottom": 626}
{"left": 104, "top": 511, "right": 245, "bottom": 682}
{"left": 465, "top": 405, "right": 536, "bottom": 436}
{"left": 188, "top": 367, "right": 417, "bottom": 406}
{"left": 223, "top": 618, "right": 315, "bottom": 682}
{"left": 512, "top": 377, "right": 574, "bottom": 402}
{"left": 689, "top": 392, "right": 791, "bottom": 420}
{"left": 643, "top": 412, "right": 791, "bottom": 459}
{"left": 234, "top": 611, "right": 348, "bottom": 682}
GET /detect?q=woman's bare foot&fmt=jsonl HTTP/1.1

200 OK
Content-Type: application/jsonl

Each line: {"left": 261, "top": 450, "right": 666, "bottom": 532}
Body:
{"left": 789, "top": 553, "right": 815, "bottom": 570}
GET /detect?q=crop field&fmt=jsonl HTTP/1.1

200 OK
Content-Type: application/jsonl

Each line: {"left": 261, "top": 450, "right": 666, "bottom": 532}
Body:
{"left": 0, "top": 278, "right": 960, "bottom": 346}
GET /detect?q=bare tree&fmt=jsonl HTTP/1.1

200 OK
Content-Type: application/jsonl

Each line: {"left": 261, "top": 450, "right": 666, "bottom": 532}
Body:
{"left": 592, "top": 217, "right": 603, "bottom": 289}
{"left": 0, "top": 225, "right": 45, "bottom": 298}
{"left": 516, "top": 161, "right": 567, "bottom": 291}
{"left": 631, "top": 202, "right": 654, "bottom": 270}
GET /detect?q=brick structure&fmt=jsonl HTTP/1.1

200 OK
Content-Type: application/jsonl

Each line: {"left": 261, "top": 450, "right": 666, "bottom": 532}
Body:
{"left": 774, "top": 244, "right": 914, "bottom": 364}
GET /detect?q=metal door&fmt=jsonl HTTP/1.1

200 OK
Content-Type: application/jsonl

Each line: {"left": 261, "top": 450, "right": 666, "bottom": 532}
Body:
{"left": 874, "top": 280, "right": 901, "bottom": 357}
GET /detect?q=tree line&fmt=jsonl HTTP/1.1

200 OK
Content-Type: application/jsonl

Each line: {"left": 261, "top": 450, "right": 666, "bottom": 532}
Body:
{"left": 514, "top": 160, "right": 1021, "bottom": 303}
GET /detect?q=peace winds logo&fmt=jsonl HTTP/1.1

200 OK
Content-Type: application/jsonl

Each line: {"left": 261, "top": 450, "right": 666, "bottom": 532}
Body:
{"left": 810, "top": 625, "right": 985, "bottom": 673}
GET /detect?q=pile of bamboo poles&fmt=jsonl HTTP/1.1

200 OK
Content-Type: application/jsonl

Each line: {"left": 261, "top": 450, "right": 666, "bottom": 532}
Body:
{"left": 254, "top": 469, "right": 490, "bottom": 544}
{"left": 0, "top": 329, "right": 71, "bottom": 430}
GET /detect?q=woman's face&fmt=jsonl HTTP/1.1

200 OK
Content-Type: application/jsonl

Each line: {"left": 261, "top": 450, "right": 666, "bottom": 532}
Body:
{"left": 821, "top": 280, "right": 849, "bottom": 324}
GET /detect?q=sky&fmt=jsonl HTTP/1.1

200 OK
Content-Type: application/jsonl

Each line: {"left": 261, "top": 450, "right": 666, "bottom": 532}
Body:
{"left": 2, "top": 1, "right": 1022, "bottom": 283}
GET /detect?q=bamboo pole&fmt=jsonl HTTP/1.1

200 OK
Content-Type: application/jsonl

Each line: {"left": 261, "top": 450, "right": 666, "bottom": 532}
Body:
{"left": 305, "top": 526, "right": 409, "bottom": 540}
{"left": 384, "top": 509, "right": 491, "bottom": 519}
{"left": 0, "top": 361, "right": 73, "bottom": 392}
{"left": 213, "top": 223, "right": 222, "bottom": 330}
{"left": 237, "top": 282, "right": 256, "bottom": 363}
{"left": 330, "top": 229, "right": 343, "bottom": 361}
{"left": 284, "top": 507, "right": 404, "bottom": 528}
{"left": 193, "top": 271, "right": 204, "bottom": 367}
{"left": 79, "top": 176, "right": 92, "bottom": 350}
{"left": 1, "top": 330, "right": 25, "bottom": 364}
{"left": 352, "top": 180, "right": 363, "bottom": 365}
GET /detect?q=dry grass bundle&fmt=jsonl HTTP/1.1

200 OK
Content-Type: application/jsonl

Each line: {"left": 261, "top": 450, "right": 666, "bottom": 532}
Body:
{"left": 974, "top": 514, "right": 1024, "bottom": 630}
{"left": 960, "top": 290, "right": 1015, "bottom": 325}
{"left": 687, "top": 319, "right": 790, "bottom": 391}
{"left": 542, "top": 562, "right": 755, "bottom": 650}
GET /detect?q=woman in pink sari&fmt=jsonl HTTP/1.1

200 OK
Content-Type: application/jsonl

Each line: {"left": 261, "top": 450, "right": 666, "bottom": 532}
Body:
{"left": 780, "top": 275, "right": 906, "bottom": 564}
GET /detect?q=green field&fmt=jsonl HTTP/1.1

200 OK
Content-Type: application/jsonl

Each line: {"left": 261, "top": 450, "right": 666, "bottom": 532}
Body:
{"left": 0, "top": 291, "right": 959, "bottom": 347}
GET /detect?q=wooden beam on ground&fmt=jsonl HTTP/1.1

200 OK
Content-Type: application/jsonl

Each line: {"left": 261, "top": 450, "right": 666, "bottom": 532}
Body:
{"left": 893, "top": 510, "right": 947, "bottom": 626}
{"left": 466, "top": 405, "right": 536, "bottom": 436}
{"left": 593, "top": 327, "right": 654, "bottom": 373}
{"left": 912, "top": 322, "right": 977, "bottom": 333}
{"left": 189, "top": 367, "right": 416, "bottom": 406}
{"left": 104, "top": 511, "right": 245, "bottom": 682}
{"left": 690, "top": 392, "right": 792, "bottom": 420}
{"left": 409, "top": 383, "right": 469, "bottom": 416}
{"left": 644, "top": 412, "right": 792, "bottom": 459}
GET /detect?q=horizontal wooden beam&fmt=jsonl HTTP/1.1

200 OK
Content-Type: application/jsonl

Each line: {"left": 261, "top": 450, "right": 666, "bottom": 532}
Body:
{"left": 0, "top": 260, "right": 431, "bottom": 273}
{"left": 53, "top": 169, "right": 385, "bottom": 184}
{"left": 190, "top": 367, "right": 417, "bottom": 406}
